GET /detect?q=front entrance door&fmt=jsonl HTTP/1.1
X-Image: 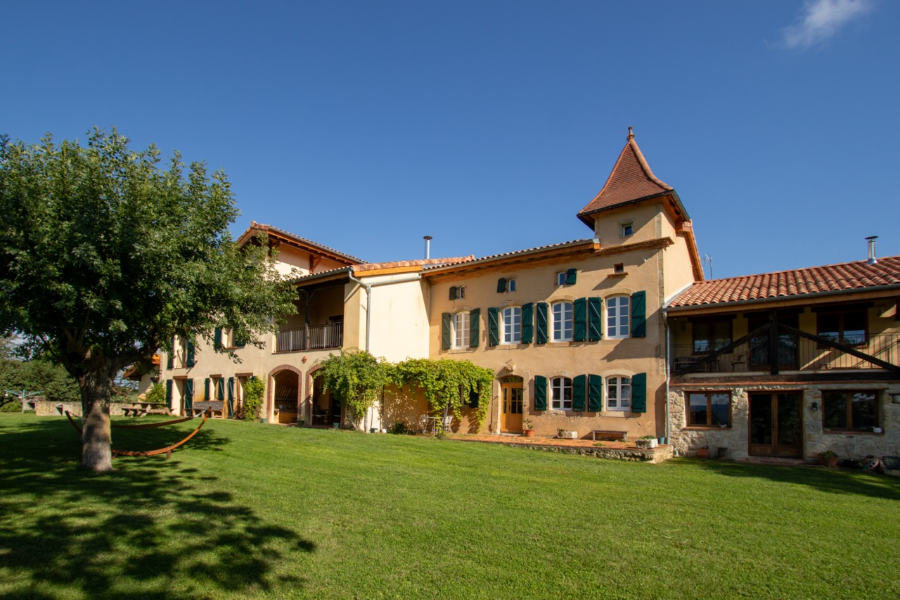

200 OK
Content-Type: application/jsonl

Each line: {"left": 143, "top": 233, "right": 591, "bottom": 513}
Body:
{"left": 749, "top": 393, "right": 803, "bottom": 457}
{"left": 500, "top": 379, "right": 523, "bottom": 433}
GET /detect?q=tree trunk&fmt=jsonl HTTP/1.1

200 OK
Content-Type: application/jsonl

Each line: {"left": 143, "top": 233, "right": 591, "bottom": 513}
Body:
{"left": 79, "top": 366, "right": 115, "bottom": 472}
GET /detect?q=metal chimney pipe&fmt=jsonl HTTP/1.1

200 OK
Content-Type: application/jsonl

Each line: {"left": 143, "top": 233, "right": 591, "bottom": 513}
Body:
{"left": 424, "top": 236, "right": 432, "bottom": 259}
{"left": 866, "top": 236, "right": 878, "bottom": 265}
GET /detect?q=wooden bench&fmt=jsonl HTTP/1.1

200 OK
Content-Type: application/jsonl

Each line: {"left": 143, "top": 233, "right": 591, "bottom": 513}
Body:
{"left": 192, "top": 401, "right": 226, "bottom": 419}
{"left": 591, "top": 430, "right": 628, "bottom": 442}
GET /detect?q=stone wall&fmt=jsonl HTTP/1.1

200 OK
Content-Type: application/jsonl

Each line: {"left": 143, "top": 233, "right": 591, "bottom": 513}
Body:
{"left": 670, "top": 383, "right": 900, "bottom": 462}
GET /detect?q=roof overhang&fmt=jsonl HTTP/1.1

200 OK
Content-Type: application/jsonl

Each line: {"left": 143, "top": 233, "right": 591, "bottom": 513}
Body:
{"left": 666, "top": 284, "right": 900, "bottom": 317}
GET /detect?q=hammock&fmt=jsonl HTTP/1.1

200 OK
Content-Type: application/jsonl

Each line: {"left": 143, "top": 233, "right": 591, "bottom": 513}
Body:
{"left": 65, "top": 411, "right": 208, "bottom": 458}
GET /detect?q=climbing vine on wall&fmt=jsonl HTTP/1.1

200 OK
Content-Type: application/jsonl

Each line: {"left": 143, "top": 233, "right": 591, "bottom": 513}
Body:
{"left": 242, "top": 376, "right": 265, "bottom": 421}
{"left": 313, "top": 349, "right": 391, "bottom": 427}
{"left": 391, "top": 358, "right": 493, "bottom": 429}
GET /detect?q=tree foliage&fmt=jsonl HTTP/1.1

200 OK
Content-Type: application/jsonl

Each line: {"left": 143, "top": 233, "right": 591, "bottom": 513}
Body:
{"left": 0, "top": 129, "right": 296, "bottom": 470}
{"left": 391, "top": 358, "right": 493, "bottom": 429}
{"left": 313, "top": 349, "right": 391, "bottom": 427}
{"left": 0, "top": 358, "right": 81, "bottom": 409}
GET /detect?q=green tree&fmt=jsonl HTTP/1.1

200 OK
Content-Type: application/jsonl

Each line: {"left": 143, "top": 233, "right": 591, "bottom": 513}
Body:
{"left": 0, "top": 129, "right": 295, "bottom": 471}
{"left": 313, "top": 349, "right": 391, "bottom": 428}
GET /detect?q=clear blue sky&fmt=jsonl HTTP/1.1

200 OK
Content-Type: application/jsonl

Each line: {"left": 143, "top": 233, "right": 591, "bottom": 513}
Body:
{"left": 4, "top": 1, "right": 897, "bottom": 278}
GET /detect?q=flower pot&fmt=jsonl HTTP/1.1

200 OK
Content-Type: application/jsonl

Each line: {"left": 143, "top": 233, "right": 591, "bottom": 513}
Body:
{"left": 826, "top": 455, "right": 839, "bottom": 468}
{"left": 635, "top": 439, "right": 658, "bottom": 449}
{"left": 523, "top": 429, "right": 535, "bottom": 438}
{"left": 560, "top": 430, "right": 577, "bottom": 439}
{"left": 696, "top": 447, "right": 710, "bottom": 459}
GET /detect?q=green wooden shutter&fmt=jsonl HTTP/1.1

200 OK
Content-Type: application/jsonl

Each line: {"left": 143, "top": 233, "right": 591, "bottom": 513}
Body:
{"left": 631, "top": 373, "right": 647, "bottom": 413}
{"left": 497, "top": 278, "right": 507, "bottom": 293}
{"left": 184, "top": 379, "right": 194, "bottom": 412}
{"left": 631, "top": 291, "right": 646, "bottom": 338}
{"left": 533, "top": 376, "right": 547, "bottom": 411}
{"left": 488, "top": 308, "right": 499, "bottom": 346}
{"left": 588, "top": 297, "right": 603, "bottom": 341}
{"left": 588, "top": 374, "right": 603, "bottom": 411}
{"left": 235, "top": 334, "right": 246, "bottom": 348}
{"left": 573, "top": 298, "right": 587, "bottom": 342}
{"left": 469, "top": 308, "right": 480, "bottom": 348}
{"left": 535, "top": 302, "right": 548, "bottom": 344}
{"left": 214, "top": 327, "right": 222, "bottom": 349}
{"left": 566, "top": 268, "right": 577, "bottom": 285}
{"left": 521, "top": 303, "right": 534, "bottom": 344}
{"left": 441, "top": 313, "right": 452, "bottom": 350}
{"left": 227, "top": 377, "right": 235, "bottom": 417}
{"left": 204, "top": 377, "right": 210, "bottom": 401}
{"left": 186, "top": 340, "right": 195, "bottom": 367}
{"left": 167, "top": 336, "right": 174, "bottom": 369}
{"left": 165, "top": 380, "right": 173, "bottom": 409}
{"left": 217, "top": 377, "right": 225, "bottom": 401}
{"left": 449, "top": 286, "right": 458, "bottom": 300}
{"left": 573, "top": 375, "right": 586, "bottom": 411}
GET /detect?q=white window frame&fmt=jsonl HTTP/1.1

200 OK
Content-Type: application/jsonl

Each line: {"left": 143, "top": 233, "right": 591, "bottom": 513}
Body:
{"left": 452, "top": 312, "right": 469, "bottom": 349}
{"left": 457, "top": 286, "right": 466, "bottom": 299}
{"left": 556, "top": 272, "right": 566, "bottom": 286}
{"left": 551, "top": 301, "right": 573, "bottom": 342}
{"left": 621, "top": 222, "right": 634, "bottom": 236}
{"left": 551, "top": 377, "right": 573, "bottom": 410}
{"left": 607, "top": 376, "right": 631, "bottom": 411}
{"left": 501, "top": 306, "right": 521, "bottom": 344}
{"left": 507, "top": 279, "right": 516, "bottom": 292}
{"left": 607, "top": 295, "right": 630, "bottom": 339}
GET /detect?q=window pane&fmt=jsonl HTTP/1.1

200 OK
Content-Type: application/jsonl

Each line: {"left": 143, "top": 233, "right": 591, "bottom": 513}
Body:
{"left": 688, "top": 393, "right": 708, "bottom": 426}
{"left": 823, "top": 392, "right": 847, "bottom": 428}
{"left": 711, "top": 393, "right": 730, "bottom": 427}
{"left": 818, "top": 314, "right": 841, "bottom": 343}
{"left": 851, "top": 392, "right": 877, "bottom": 429}
{"left": 843, "top": 311, "right": 866, "bottom": 345}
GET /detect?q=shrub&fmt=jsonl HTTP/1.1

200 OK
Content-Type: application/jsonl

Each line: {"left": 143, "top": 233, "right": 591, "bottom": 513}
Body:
{"left": 242, "top": 376, "right": 265, "bottom": 421}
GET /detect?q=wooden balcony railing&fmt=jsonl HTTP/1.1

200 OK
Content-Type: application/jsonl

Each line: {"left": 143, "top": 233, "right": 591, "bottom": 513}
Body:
{"left": 276, "top": 323, "right": 343, "bottom": 353}
{"left": 673, "top": 332, "right": 900, "bottom": 374}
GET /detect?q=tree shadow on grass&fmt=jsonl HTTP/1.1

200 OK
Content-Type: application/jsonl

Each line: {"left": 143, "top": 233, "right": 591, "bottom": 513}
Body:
{"left": 686, "top": 458, "right": 900, "bottom": 501}
{"left": 0, "top": 418, "right": 316, "bottom": 599}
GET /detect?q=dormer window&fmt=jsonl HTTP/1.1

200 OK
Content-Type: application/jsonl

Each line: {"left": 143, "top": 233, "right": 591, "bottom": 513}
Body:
{"left": 621, "top": 222, "right": 634, "bottom": 237}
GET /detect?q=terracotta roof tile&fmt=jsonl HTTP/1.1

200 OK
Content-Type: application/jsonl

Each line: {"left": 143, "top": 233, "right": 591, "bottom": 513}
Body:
{"left": 669, "top": 255, "right": 900, "bottom": 309}
{"left": 423, "top": 239, "right": 594, "bottom": 273}
{"left": 577, "top": 129, "right": 673, "bottom": 221}
{"left": 353, "top": 256, "right": 474, "bottom": 272}
{"left": 238, "top": 222, "right": 365, "bottom": 264}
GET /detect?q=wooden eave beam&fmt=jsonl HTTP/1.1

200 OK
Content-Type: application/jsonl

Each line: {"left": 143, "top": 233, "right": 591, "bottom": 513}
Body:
{"left": 673, "top": 322, "right": 772, "bottom": 376}
{"left": 668, "top": 288, "right": 900, "bottom": 318}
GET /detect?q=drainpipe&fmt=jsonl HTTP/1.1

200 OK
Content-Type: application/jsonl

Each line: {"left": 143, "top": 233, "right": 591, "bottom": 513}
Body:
{"left": 347, "top": 270, "right": 423, "bottom": 354}
{"left": 663, "top": 307, "right": 671, "bottom": 447}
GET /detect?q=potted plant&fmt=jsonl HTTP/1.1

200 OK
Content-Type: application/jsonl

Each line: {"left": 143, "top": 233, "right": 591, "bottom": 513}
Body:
{"left": 696, "top": 445, "right": 710, "bottom": 458}
{"left": 557, "top": 428, "right": 578, "bottom": 440}
{"left": 523, "top": 418, "right": 535, "bottom": 438}
{"left": 635, "top": 435, "right": 658, "bottom": 449}
{"left": 820, "top": 450, "right": 839, "bottom": 467}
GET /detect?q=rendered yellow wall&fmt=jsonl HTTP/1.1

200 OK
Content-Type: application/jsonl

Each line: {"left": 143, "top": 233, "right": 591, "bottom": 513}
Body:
{"left": 428, "top": 241, "right": 672, "bottom": 439}
{"left": 366, "top": 276, "right": 431, "bottom": 362}
{"left": 592, "top": 202, "right": 661, "bottom": 248}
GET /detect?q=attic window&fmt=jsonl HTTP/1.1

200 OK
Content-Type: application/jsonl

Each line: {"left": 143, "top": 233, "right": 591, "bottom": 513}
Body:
{"left": 449, "top": 286, "right": 466, "bottom": 300}
{"left": 621, "top": 222, "right": 634, "bottom": 237}
{"left": 556, "top": 272, "right": 566, "bottom": 286}
{"left": 614, "top": 263, "right": 624, "bottom": 274}
{"left": 507, "top": 279, "right": 517, "bottom": 292}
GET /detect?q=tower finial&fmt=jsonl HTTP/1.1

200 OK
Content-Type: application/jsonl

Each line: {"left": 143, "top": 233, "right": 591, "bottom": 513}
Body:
{"left": 627, "top": 126, "right": 634, "bottom": 140}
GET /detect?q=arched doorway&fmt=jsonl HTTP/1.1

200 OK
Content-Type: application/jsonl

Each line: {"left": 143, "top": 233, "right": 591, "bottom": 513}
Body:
{"left": 310, "top": 372, "right": 342, "bottom": 427}
{"left": 500, "top": 376, "right": 524, "bottom": 433}
{"left": 268, "top": 366, "right": 302, "bottom": 424}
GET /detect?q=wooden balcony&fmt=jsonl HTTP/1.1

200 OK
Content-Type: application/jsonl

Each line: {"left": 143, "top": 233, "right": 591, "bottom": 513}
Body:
{"left": 276, "top": 323, "right": 343, "bottom": 353}
{"left": 673, "top": 331, "right": 900, "bottom": 376}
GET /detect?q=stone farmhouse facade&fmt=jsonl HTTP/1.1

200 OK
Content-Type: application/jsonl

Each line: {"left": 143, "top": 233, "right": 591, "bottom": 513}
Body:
{"left": 159, "top": 130, "right": 900, "bottom": 462}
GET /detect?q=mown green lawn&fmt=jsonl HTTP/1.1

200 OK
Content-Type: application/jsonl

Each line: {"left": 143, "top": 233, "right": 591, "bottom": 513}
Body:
{"left": 1, "top": 413, "right": 898, "bottom": 599}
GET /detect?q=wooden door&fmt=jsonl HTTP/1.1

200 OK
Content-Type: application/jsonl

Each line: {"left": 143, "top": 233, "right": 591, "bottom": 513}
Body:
{"left": 749, "top": 393, "right": 803, "bottom": 457}
{"left": 500, "top": 381, "right": 524, "bottom": 433}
